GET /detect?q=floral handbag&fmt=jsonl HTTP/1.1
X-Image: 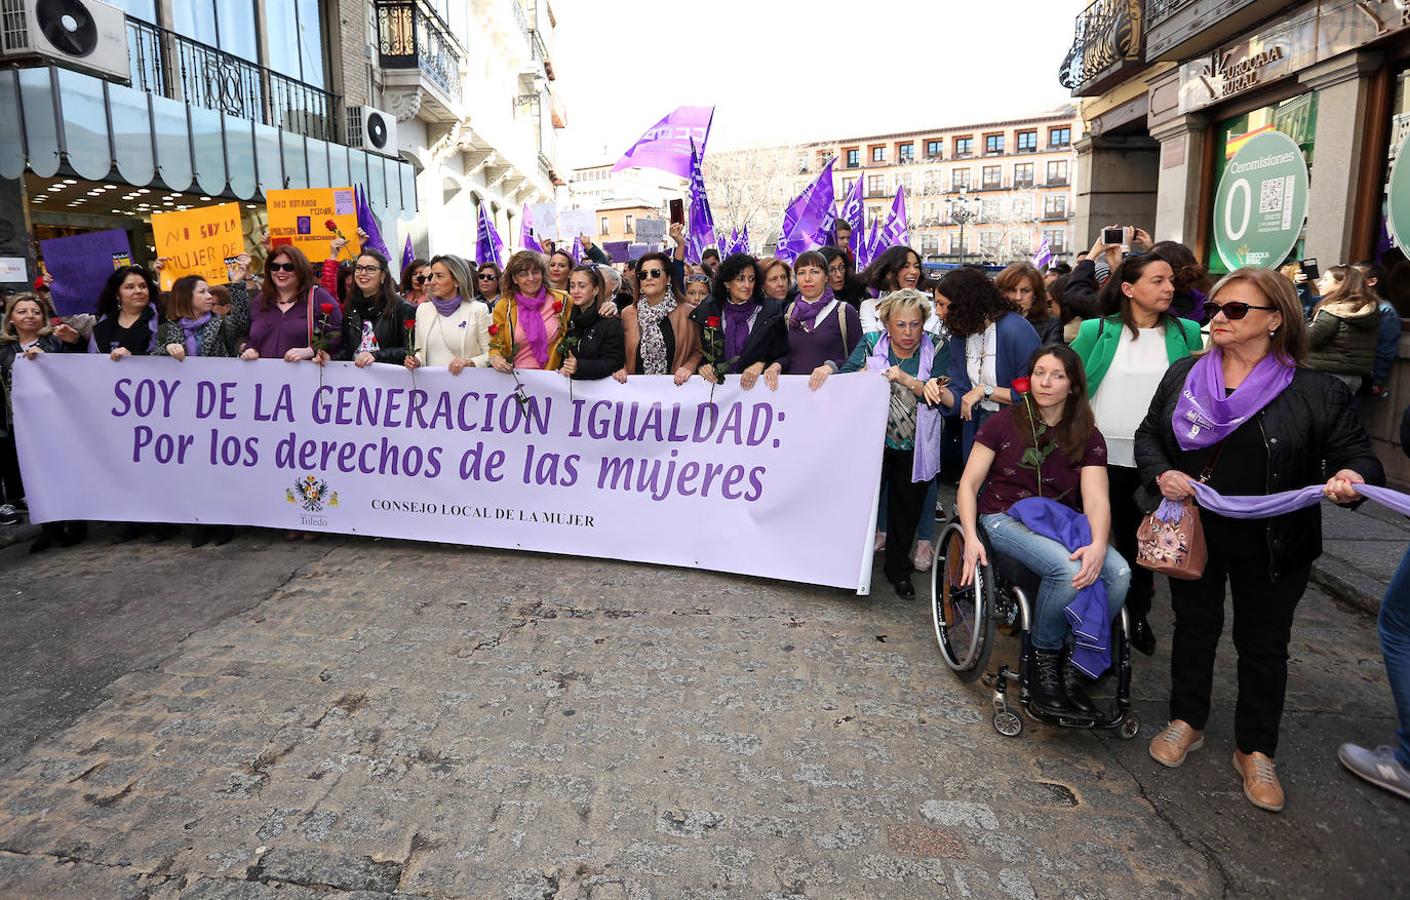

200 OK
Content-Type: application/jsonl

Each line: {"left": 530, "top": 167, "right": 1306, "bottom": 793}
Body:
{"left": 1135, "top": 499, "right": 1207, "bottom": 580}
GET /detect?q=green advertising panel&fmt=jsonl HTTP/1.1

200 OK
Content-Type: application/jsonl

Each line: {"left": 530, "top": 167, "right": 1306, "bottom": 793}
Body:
{"left": 1386, "top": 128, "right": 1410, "bottom": 257}
{"left": 1212, "top": 130, "right": 1310, "bottom": 271}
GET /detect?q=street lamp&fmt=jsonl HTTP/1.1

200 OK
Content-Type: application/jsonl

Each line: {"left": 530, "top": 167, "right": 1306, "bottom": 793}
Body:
{"left": 946, "top": 186, "right": 981, "bottom": 266}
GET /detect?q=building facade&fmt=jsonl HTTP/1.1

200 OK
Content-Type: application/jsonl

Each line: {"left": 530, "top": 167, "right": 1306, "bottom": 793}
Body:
{"left": 563, "top": 162, "right": 683, "bottom": 248}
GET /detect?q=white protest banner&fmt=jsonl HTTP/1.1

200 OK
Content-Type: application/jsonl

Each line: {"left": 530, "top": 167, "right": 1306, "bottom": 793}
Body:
{"left": 14, "top": 357, "right": 888, "bottom": 592}
{"left": 558, "top": 209, "right": 594, "bottom": 240}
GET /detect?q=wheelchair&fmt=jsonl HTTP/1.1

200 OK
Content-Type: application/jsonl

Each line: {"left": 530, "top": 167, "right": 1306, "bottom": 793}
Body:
{"left": 929, "top": 517, "right": 1139, "bottom": 739}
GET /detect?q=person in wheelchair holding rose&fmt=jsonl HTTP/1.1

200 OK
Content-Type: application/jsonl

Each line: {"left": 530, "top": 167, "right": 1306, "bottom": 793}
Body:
{"left": 946, "top": 344, "right": 1131, "bottom": 715}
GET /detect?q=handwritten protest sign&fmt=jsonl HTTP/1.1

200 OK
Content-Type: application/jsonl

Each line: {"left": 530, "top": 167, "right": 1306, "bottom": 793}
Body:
{"left": 558, "top": 209, "right": 594, "bottom": 240}
{"left": 266, "top": 187, "right": 359, "bottom": 263}
{"left": 40, "top": 229, "right": 133, "bottom": 314}
{"left": 529, "top": 202, "right": 559, "bottom": 240}
{"left": 151, "top": 204, "right": 243, "bottom": 291}
{"left": 635, "top": 217, "right": 667, "bottom": 245}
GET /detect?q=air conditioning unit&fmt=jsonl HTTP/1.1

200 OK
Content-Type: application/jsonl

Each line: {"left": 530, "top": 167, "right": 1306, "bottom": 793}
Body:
{"left": 0, "top": 0, "right": 131, "bottom": 84}
{"left": 346, "top": 105, "right": 398, "bottom": 157}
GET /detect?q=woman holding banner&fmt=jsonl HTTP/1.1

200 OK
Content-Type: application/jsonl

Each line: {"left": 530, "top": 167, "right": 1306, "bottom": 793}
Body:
{"left": 691, "top": 253, "right": 786, "bottom": 390}
{"left": 407, "top": 254, "right": 491, "bottom": 374}
{"left": 764, "top": 250, "right": 861, "bottom": 388}
{"left": 89, "top": 265, "right": 161, "bottom": 358}
{"left": 338, "top": 249, "right": 415, "bottom": 368}
{"left": 240, "top": 246, "right": 342, "bottom": 363}
{"left": 489, "top": 251, "right": 572, "bottom": 374}
{"left": 619, "top": 252, "right": 699, "bottom": 384}
{"left": 153, "top": 258, "right": 252, "bottom": 361}
{"left": 560, "top": 265, "right": 625, "bottom": 381}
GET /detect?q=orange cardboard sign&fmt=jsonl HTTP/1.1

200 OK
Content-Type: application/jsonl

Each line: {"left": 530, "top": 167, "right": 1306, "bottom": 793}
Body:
{"left": 151, "top": 203, "right": 245, "bottom": 291}
{"left": 265, "top": 188, "right": 360, "bottom": 264}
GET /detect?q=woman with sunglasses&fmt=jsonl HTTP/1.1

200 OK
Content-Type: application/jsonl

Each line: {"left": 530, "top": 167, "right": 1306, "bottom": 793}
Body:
{"left": 400, "top": 258, "right": 431, "bottom": 304}
{"left": 560, "top": 265, "right": 625, "bottom": 381}
{"left": 1135, "top": 268, "right": 1383, "bottom": 813}
{"left": 1071, "top": 255, "right": 1201, "bottom": 658}
{"left": 690, "top": 253, "right": 786, "bottom": 390}
{"left": 337, "top": 249, "right": 415, "bottom": 368}
{"left": 763, "top": 250, "right": 861, "bottom": 389}
{"left": 240, "top": 246, "right": 342, "bottom": 363}
{"left": 407, "top": 254, "right": 491, "bottom": 375}
{"left": 620, "top": 252, "right": 699, "bottom": 384}
{"left": 489, "top": 250, "right": 572, "bottom": 374}
{"left": 475, "top": 262, "right": 503, "bottom": 310}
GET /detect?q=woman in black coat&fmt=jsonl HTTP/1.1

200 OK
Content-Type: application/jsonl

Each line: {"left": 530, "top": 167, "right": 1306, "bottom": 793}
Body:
{"left": 89, "top": 265, "right": 160, "bottom": 357}
{"left": 559, "top": 265, "right": 625, "bottom": 380}
{"left": 689, "top": 253, "right": 787, "bottom": 390}
{"left": 338, "top": 248, "right": 415, "bottom": 367}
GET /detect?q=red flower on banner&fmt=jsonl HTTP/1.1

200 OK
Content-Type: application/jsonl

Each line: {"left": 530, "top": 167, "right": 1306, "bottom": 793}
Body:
{"left": 320, "top": 302, "right": 335, "bottom": 315}
{"left": 705, "top": 315, "right": 721, "bottom": 328}
{"left": 1011, "top": 376, "right": 1031, "bottom": 395}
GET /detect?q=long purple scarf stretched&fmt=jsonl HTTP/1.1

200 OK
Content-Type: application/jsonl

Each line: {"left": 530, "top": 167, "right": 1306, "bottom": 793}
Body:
{"left": 722, "top": 299, "right": 759, "bottom": 361}
{"left": 789, "top": 286, "right": 835, "bottom": 333}
{"left": 430, "top": 293, "right": 463, "bottom": 317}
{"left": 515, "top": 288, "right": 550, "bottom": 366}
{"left": 178, "top": 312, "right": 212, "bottom": 358}
{"left": 1172, "top": 347, "right": 1294, "bottom": 450}
{"left": 867, "top": 334, "right": 941, "bottom": 484}
{"left": 1190, "top": 481, "right": 1410, "bottom": 518}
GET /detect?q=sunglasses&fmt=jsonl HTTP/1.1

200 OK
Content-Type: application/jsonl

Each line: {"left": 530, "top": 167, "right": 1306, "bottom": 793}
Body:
{"left": 413, "top": 274, "right": 429, "bottom": 283}
{"left": 683, "top": 274, "right": 710, "bottom": 285}
{"left": 478, "top": 273, "right": 499, "bottom": 280}
{"left": 1202, "top": 300, "right": 1277, "bottom": 321}
{"left": 640, "top": 268, "right": 665, "bottom": 279}
{"left": 267, "top": 261, "right": 295, "bottom": 273}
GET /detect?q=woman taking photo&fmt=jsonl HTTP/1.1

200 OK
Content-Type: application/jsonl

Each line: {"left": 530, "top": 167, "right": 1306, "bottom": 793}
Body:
{"left": 339, "top": 249, "right": 415, "bottom": 368}
{"left": 619, "top": 251, "right": 699, "bottom": 384}
{"left": 1135, "top": 267, "right": 1383, "bottom": 813}
{"left": 489, "top": 250, "right": 572, "bottom": 374}
{"left": 764, "top": 250, "right": 861, "bottom": 386}
{"left": 997, "top": 263, "right": 1062, "bottom": 345}
{"left": 817, "top": 289, "right": 948, "bottom": 599}
{"left": 1071, "top": 255, "right": 1201, "bottom": 657}
{"left": 758, "top": 258, "right": 793, "bottom": 304}
{"left": 1305, "top": 264, "right": 1378, "bottom": 390}
{"left": 90, "top": 265, "right": 160, "bottom": 358}
{"left": 942, "top": 267, "right": 1041, "bottom": 458}
{"left": 240, "top": 246, "right": 342, "bottom": 363}
{"left": 560, "top": 264, "right": 625, "bottom": 381}
{"left": 690, "top": 253, "right": 786, "bottom": 390}
{"left": 400, "top": 258, "right": 431, "bottom": 304}
{"left": 547, "top": 248, "right": 574, "bottom": 293}
{"left": 954, "top": 344, "right": 1128, "bottom": 715}
{"left": 406, "top": 254, "right": 491, "bottom": 374}
{"left": 476, "top": 261, "right": 503, "bottom": 310}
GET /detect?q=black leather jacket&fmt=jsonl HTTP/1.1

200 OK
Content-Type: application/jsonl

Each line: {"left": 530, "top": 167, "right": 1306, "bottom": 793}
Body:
{"left": 1134, "top": 355, "right": 1384, "bottom": 580}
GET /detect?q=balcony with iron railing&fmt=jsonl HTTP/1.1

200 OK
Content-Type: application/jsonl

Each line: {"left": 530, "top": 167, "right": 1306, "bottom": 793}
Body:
{"left": 1145, "top": 0, "right": 1195, "bottom": 29}
{"left": 126, "top": 18, "right": 338, "bottom": 142}
{"left": 375, "top": 0, "right": 464, "bottom": 117}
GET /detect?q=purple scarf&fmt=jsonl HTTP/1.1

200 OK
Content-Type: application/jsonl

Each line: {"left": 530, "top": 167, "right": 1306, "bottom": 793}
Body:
{"left": 867, "top": 333, "right": 942, "bottom": 484}
{"left": 790, "top": 287, "right": 835, "bottom": 333}
{"left": 515, "top": 288, "right": 550, "bottom": 366}
{"left": 722, "top": 299, "right": 759, "bottom": 361}
{"left": 1190, "top": 481, "right": 1410, "bottom": 519}
{"left": 178, "top": 312, "right": 212, "bottom": 358}
{"left": 431, "top": 293, "right": 463, "bottom": 317}
{"left": 1172, "top": 347, "right": 1295, "bottom": 450}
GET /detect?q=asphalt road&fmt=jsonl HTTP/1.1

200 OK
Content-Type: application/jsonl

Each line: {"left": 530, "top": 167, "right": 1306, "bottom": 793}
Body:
{"left": 0, "top": 523, "right": 1405, "bottom": 898}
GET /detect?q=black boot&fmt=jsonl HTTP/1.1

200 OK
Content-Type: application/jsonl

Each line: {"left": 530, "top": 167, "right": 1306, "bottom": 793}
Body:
{"left": 1060, "top": 650, "right": 1097, "bottom": 714}
{"left": 1030, "top": 649, "right": 1073, "bottom": 714}
{"left": 1129, "top": 616, "right": 1157, "bottom": 656}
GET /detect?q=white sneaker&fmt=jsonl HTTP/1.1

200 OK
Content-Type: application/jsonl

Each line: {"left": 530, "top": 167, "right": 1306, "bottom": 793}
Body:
{"left": 0, "top": 504, "right": 18, "bottom": 526}
{"left": 874, "top": 531, "right": 886, "bottom": 553}
{"left": 912, "top": 540, "right": 935, "bottom": 571}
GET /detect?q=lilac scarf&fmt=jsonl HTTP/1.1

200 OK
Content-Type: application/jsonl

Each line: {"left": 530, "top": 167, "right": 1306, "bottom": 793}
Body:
{"left": 790, "top": 287, "right": 835, "bottom": 333}
{"left": 722, "top": 299, "right": 759, "bottom": 361}
{"left": 867, "top": 333, "right": 942, "bottom": 484}
{"left": 1190, "top": 481, "right": 1410, "bottom": 518}
{"left": 515, "top": 288, "right": 550, "bottom": 366}
{"left": 1172, "top": 347, "right": 1294, "bottom": 450}
{"left": 431, "top": 293, "right": 463, "bottom": 317}
{"left": 178, "top": 312, "right": 212, "bottom": 358}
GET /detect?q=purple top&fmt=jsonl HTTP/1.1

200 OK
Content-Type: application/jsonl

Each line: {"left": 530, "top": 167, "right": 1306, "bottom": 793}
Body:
{"left": 778, "top": 301, "right": 861, "bottom": 374}
{"left": 247, "top": 286, "right": 342, "bottom": 359}
{"left": 976, "top": 406, "right": 1107, "bottom": 515}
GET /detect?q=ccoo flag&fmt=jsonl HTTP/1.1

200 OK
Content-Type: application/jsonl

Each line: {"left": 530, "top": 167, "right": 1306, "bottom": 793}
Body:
{"left": 684, "top": 141, "right": 716, "bottom": 264}
{"left": 612, "top": 106, "right": 715, "bottom": 180}
{"left": 1032, "top": 238, "right": 1054, "bottom": 270}
{"left": 838, "top": 173, "right": 865, "bottom": 256}
{"left": 776, "top": 158, "right": 835, "bottom": 262}
{"left": 880, "top": 185, "right": 909, "bottom": 252}
{"left": 521, "top": 203, "right": 543, "bottom": 253}
{"left": 476, "top": 204, "right": 504, "bottom": 268}
{"left": 355, "top": 185, "right": 391, "bottom": 260}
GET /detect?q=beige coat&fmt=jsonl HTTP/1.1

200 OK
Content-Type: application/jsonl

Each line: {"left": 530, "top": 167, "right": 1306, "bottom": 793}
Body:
{"left": 621, "top": 300, "right": 702, "bottom": 375}
{"left": 414, "top": 299, "right": 491, "bottom": 367}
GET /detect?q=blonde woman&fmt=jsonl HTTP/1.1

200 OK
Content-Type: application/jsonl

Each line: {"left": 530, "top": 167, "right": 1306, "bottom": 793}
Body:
{"left": 404, "top": 254, "right": 491, "bottom": 375}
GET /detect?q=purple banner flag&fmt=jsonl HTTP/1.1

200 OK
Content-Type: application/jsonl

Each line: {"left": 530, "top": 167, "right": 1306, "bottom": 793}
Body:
{"left": 570, "top": 237, "right": 585, "bottom": 264}
{"left": 401, "top": 236, "right": 414, "bottom": 275}
{"left": 740, "top": 225, "right": 751, "bottom": 256}
{"left": 1031, "top": 238, "right": 1053, "bottom": 270}
{"left": 612, "top": 106, "right": 715, "bottom": 180}
{"left": 776, "top": 158, "right": 836, "bottom": 262}
{"left": 838, "top": 172, "right": 865, "bottom": 256}
{"left": 521, "top": 203, "right": 543, "bottom": 253}
{"left": 857, "top": 218, "right": 881, "bottom": 271}
{"left": 41, "top": 228, "right": 133, "bottom": 316}
{"left": 685, "top": 142, "right": 716, "bottom": 265}
{"left": 476, "top": 204, "right": 504, "bottom": 268}
{"left": 880, "top": 185, "right": 909, "bottom": 251}
{"left": 355, "top": 185, "right": 391, "bottom": 260}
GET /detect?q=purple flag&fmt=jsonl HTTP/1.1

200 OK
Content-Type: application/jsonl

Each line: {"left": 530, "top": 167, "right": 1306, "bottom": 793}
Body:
{"left": 880, "top": 185, "right": 909, "bottom": 251}
{"left": 838, "top": 173, "right": 865, "bottom": 256}
{"left": 521, "top": 204, "right": 543, "bottom": 253}
{"left": 401, "top": 235, "right": 414, "bottom": 275}
{"left": 476, "top": 204, "right": 504, "bottom": 268}
{"left": 857, "top": 218, "right": 881, "bottom": 270}
{"left": 612, "top": 106, "right": 715, "bottom": 179}
{"left": 1032, "top": 238, "right": 1053, "bottom": 270}
{"left": 355, "top": 185, "right": 391, "bottom": 260}
{"left": 570, "top": 237, "right": 585, "bottom": 264}
{"left": 777, "top": 158, "right": 836, "bottom": 262}
{"left": 685, "top": 142, "right": 716, "bottom": 265}
{"left": 740, "top": 225, "right": 751, "bottom": 256}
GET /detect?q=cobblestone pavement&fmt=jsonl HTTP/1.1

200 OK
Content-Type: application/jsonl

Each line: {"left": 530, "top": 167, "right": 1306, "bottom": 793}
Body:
{"left": 0, "top": 527, "right": 1406, "bottom": 899}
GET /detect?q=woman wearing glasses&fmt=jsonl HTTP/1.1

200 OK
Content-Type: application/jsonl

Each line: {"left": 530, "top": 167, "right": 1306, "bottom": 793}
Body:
{"left": 690, "top": 253, "right": 786, "bottom": 390}
{"left": 476, "top": 262, "right": 503, "bottom": 310}
{"left": 400, "top": 258, "right": 431, "bottom": 304}
{"left": 406, "top": 254, "right": 491, "bottom": 374}
{"left": 488, "top": 250, "right": 572, "bottom": 374}
{"left": 1135, "top": 267, "right": 1382, "bottom": 813}
{"left": 620, "top": 252, "right": 699, "bottom": 384}
{"left": 821, "top": 246, "right": 867, "bottom": 308}
{"left": 338, "top": 248, "right": 415, "bottom": 368}
{"left": 240, "top": 245, "right": 342, "bottom": 363}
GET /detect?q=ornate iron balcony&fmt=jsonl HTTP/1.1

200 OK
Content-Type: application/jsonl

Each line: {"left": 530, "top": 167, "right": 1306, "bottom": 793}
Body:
{"left": 375, "top": 0, "right": 464, "bottom": 102}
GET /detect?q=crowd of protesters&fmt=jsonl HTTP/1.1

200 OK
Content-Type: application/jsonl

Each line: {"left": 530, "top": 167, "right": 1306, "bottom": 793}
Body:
{"left": 2, "top": 217, "right": 1408, "bottom": 813}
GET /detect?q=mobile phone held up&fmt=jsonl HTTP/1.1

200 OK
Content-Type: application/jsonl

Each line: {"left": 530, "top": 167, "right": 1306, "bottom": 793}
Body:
{"left": 1301, "top": 258, "right": 1320, "bottom": 280}
{"left": 669, "top": 199, "right": 685, "bottom": 226}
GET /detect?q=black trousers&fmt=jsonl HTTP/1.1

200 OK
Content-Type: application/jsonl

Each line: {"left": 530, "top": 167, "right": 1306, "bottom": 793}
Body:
{"left": 0, "top": 431, "right": 22, "bottom": 505}
{"left": 882, "top": 447, "right": 929, "bottom": 582}
{"left": 1168, "top": 519, "right": 1310, "bottom": 757}
{"left": 1107, "top": 465, "right": 1154, "bottom": 621}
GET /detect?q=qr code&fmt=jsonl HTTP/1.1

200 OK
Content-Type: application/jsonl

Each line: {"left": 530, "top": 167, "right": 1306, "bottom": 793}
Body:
{"left": 1259, "top": 177, "right": 1285, "bottom": 214}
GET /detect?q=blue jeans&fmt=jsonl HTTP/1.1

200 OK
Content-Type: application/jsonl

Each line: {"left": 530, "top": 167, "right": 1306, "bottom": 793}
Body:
{"left": 1382, "top": 546, "right": 1410, "bottom": 768}
{"left": 980, "top": 512, "right": 1130, "bottom": 652}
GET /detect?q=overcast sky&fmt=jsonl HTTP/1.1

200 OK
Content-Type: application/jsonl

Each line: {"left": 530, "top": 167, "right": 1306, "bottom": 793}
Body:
{"left": 552, "top": 0, "right": 1086, "bottom": 168}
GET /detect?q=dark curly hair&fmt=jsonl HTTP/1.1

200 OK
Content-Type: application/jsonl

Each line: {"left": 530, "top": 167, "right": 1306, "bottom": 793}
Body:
{"left": 862, "top": 246, "right": 921, "bottom": 293}
{"left": 96, "top": 265, "right": 159, "bottom": 320}
{"left": 938, "top": 267, "right": 1016, "bottom": 338}
{"left": 819, "top": 246, "right": 867, "bottom": 304}
{"left": 634, "top": 251, "right": 683, "bottom": 299}
{"left": 711, "top": 253, "right": 763, "bottom": 305}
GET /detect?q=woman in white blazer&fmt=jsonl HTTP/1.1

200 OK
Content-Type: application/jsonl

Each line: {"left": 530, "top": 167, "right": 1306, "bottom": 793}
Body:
{"left": 404, "top": 254, "right": 490, "bottom": 375}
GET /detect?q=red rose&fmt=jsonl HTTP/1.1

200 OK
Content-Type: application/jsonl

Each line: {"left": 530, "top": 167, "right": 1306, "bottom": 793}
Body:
{"left": 488, "top": 324, "right": 500, "bottom": 336}
{"left": 49, "top": 316, "right": 63, "bottom": 326}
{"left": 552, "top": 301, "right": 564, "bottom": 313}
{"left": 33, "top": 277, "right": 46, "bottom": 292}
{"left": 325, "top": 219, "right": 338, "bottom": 233}
{"left": 1011, "top": 377, "right": 1031, "bottom": 395}
{"left": 320, "top": 302, "right": 334, "bottom": 315}
{"left": 706, "top": 315, "right": 721, "bottom": 328}
{"left": 404, "top": 319, "right": 416, "bottom": 330}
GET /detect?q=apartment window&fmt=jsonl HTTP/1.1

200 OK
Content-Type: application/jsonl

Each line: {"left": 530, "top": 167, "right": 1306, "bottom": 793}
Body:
{"left": 1013, "top": 162, "right": 1034, "bottom": 188}
{"left": 174, "top": 0, "right": 258, "bottom": 58}
{"left": 625, "top": 214, "right": 634, "bottom": 233}
{"left": 1043, "top": 228, "right": 1067, "bottom": 252}
{"left": 949, "top": 233, "right": 967, "bottom": 254}
{"left": 871, "top": 145, "right": 886, "bottom": 163}
{"left": 1017, "top": 130, "right": 1038, "bottom": 153}
{"left": 1011, "top": 233, "right": 1033, "bottom": 255}
{"left": 1009, "top": 196, "right": 1033, "bottom": 219}
{"left": 846, "top": 148, "right": 860, "bottom": 168}
{"left": 982, "top": 165, "right": 1002, "bottom": 190}
{"left": 600, "top": 216, "right": 609, "bottom": 236}
{"left": 868, "top": 174, "right": 886, "bottom": 195}
{"left": 1043, "top": 194, "right": 1067, "bottom": 218}
{"left": 951, "top": 168, "right": 971, "bottom": 190}
{"left": 923, "top": 171, "right": 943, "bottom": 194}
{"left": 981, "top": 199, "right": 1000, "bottom": 222}
{"left": 898, "top": 142, "right": 914, "bottom": 163}
{"left": 843, "top": 177, "right": 857, "bottom": 196}
{"left": 1046, "top": 160, "right": 1069, "bottom": 185}
{"left": 980, "top": 232, "right": 1001, "bottom": 254}
{"left": 868, "top": 207, "right": 883, "bottom": 228}
{"left": 1049, "top": 126, "right": 1072, "bottom": 148}
{"left": 896, "top": 172, "right": 912, "bottom": 194}
{"left": 919, "top": 234, "right": 939, "bottom": 256}
{"left": 984, "top": 134, "right": 1004, "bottom": 155}
{"left": 954, "top": 136, "right": 973, "bottom": 157}
{"left": 265, "top": 0, "right": 327, "bottom": 86}
{"left": 925, "top": 139, "right": 942, "bottom": 158}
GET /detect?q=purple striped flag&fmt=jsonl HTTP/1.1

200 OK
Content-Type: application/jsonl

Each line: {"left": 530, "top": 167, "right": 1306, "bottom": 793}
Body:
{"left": 521, "top": 204, "right": 543, "bottom": 253}
{"left": 355, "top": 185, "right": 391, "bottom": 259}
{"left": 880, "top": 185, "right": 909, "bottom": 252}
{"left": 476, "top": 204, "right": 504, "bottom": 268}
{"left": 612, "top": 106, "right": 715, "bottom": 179}
{"left": 685, "top": 142, "right": 716, "bottom": 265}
{"left": 401, "top": 236, "right": 414, "bottom": 275}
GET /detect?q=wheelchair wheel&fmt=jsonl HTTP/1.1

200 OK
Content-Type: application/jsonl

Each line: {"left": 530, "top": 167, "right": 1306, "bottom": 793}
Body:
{"left": 1117, "top": 712, "right": 1141, "bottom": 741}
{"left": 930, "top": 520, "right": 995, "bottom": 683}
{"left": 993, "top": 711, "right": 1023, "bottom": 737}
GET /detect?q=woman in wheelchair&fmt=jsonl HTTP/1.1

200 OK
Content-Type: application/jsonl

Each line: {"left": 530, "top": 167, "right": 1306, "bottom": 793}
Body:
{"left": 947, "top": 344, "right": 1131, "bottom": 715}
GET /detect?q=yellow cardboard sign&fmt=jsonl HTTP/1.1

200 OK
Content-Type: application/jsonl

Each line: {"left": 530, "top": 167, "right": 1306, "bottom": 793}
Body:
{"left": 151, "top": 203, "right": 245, "bottom": 291}
{"left": 265, "top": 187, "right": 360, "bottom": 264}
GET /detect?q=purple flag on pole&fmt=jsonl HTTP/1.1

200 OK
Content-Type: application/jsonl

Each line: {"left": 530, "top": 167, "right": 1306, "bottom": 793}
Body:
{"left": 612, "top": 106, "right": 715, "bottom": 179}
{"left": 355, "top": 185, "right": 391, "bottom": 260}
{"left": 685, "top": 141, "right": 716, "bottom": 265}
{"left": 521, "top": 203, "right": 543, "bottom": 253}
{"left": 880, "top": 185, "right": 909, "bottom": 251}
{"left": 776, "top": 158, "right": 836, "bottom": 262}
{"left": 570, "top": 237, "right": 585, "bottom": 264}
{"left": 857, "top": 218, "right": 881, "bottom": 270}
{"left": 401, "top": 235, "right": 414, "bottom": 275}
{"left": 476, "top": 204, "right": 504, "bottom": 268}
{"left": 838, "top": 172, "right": 865, "bottom": 256}
{"left": 1031, "top": 238, "right": 1053, "bottom": 270}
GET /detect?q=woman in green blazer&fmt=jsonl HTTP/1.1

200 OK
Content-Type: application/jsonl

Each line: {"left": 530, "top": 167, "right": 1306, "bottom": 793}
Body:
{"left": 1071, "top": 255, "right": 1202, "bottom": 656}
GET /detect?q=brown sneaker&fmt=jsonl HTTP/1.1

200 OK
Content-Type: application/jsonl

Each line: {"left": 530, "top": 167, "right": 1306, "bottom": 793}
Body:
{"left": 1233, "top": 750, "right": 1285, "bottom": 812}
{"left": 1149, "top": 720, "right": 1204, "bottom": 768}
